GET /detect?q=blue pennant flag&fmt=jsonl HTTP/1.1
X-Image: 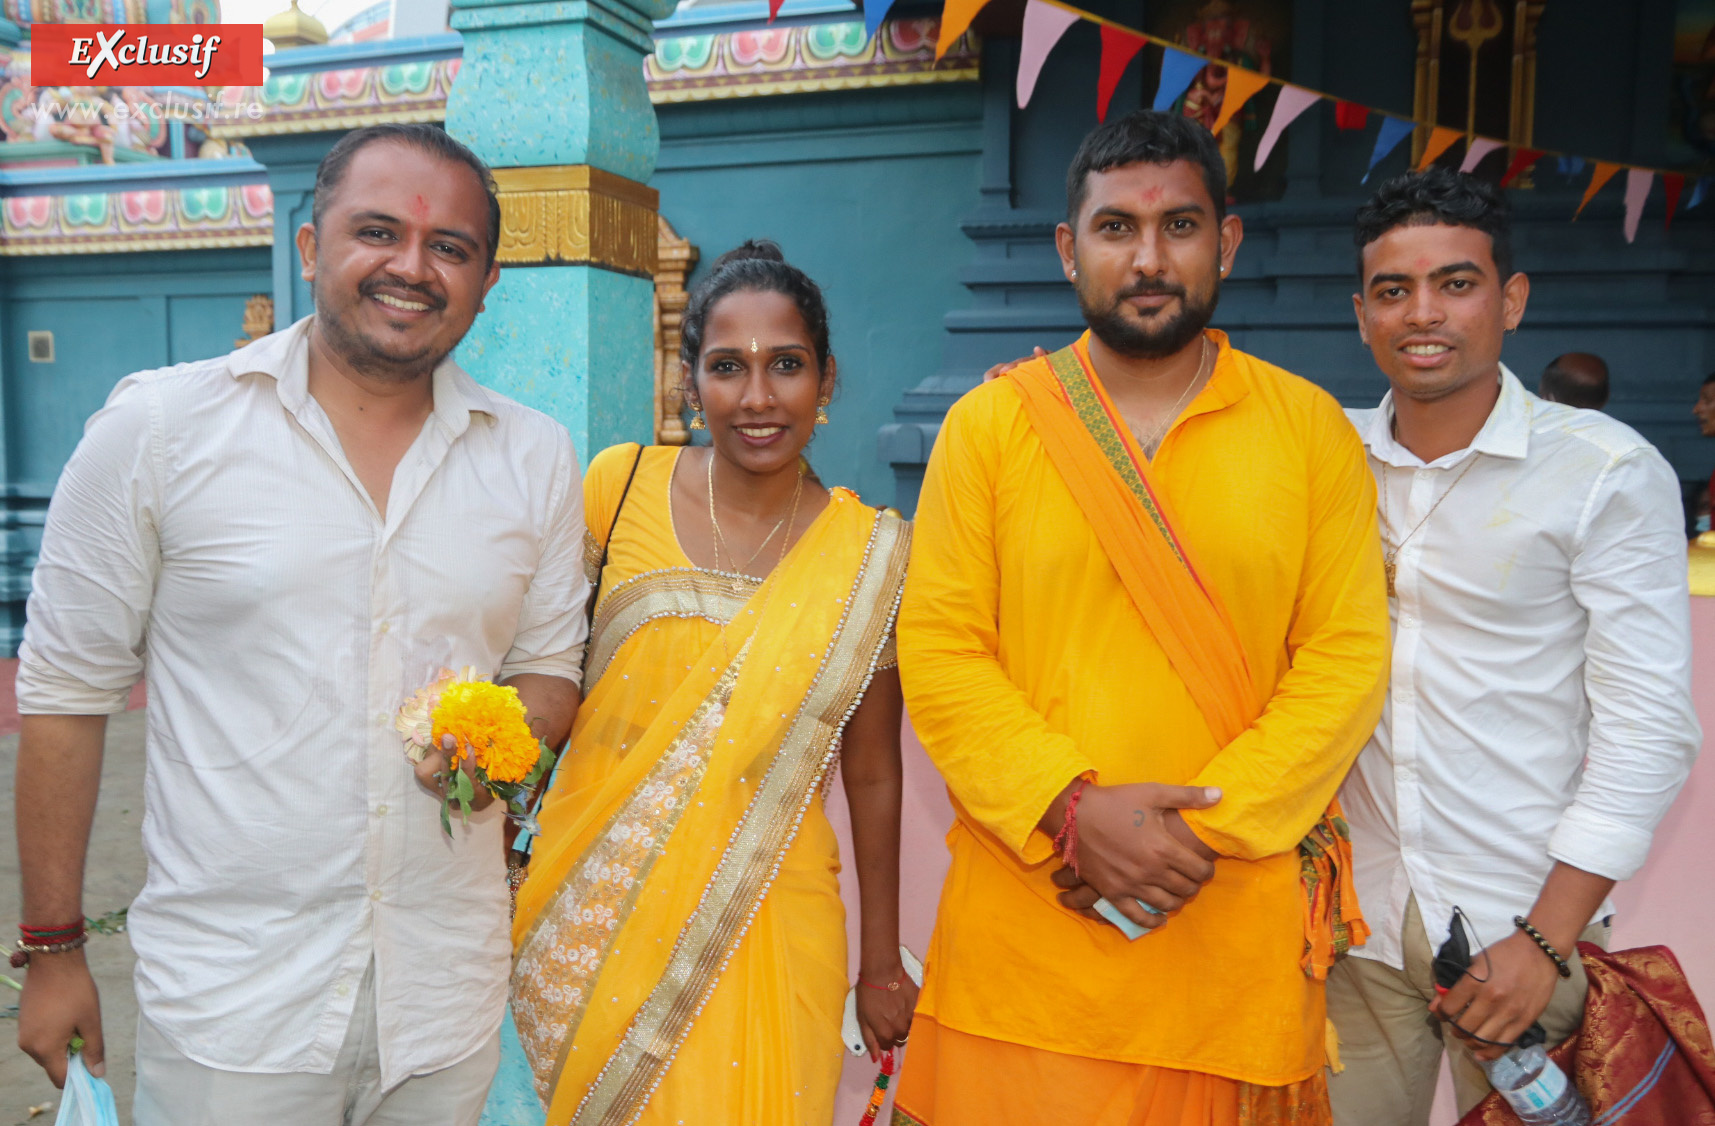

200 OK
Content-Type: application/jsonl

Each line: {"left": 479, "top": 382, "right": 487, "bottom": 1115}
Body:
{"left": 1688, "top": 177, "right": 1711, "bottom": 212}
{"left": 1152, "top": 48, "right": 1205, "bottom": 113}
{"left": 1363, "top": 117, "right": 1416, "bottom": 183}
{"left": 1557, "top": 155, "right": 1587, "bottom": 179}
{"left": 864, "top": 0, "right": 898, "bottom": 41}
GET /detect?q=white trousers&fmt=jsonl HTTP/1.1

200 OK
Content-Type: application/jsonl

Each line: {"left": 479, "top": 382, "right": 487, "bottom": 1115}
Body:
{"left": 132, "top": 963, "right": 500, "bottom": 1126}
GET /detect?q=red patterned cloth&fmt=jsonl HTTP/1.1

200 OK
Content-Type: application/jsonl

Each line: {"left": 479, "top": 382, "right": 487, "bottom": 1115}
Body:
{"left": 1460, "top": 944, "right": 1715, "bottom": 1124}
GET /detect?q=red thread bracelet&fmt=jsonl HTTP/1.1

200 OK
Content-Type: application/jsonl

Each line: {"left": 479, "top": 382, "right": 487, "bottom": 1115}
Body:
{"left": 1051, "top": 782, "right": 1087, "bottom": 876}
{"left": 859, "top": 975, "right": 902, "bottom": 992}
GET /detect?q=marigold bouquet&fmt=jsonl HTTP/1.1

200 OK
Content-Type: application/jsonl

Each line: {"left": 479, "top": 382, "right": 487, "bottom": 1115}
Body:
{"left": 396, "top": 666, "right": 558, "bottom": 834}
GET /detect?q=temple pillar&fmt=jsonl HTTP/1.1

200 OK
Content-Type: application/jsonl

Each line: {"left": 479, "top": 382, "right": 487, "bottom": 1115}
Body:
{"left": 445, "top": 0, "right": 676, "bottom": 458}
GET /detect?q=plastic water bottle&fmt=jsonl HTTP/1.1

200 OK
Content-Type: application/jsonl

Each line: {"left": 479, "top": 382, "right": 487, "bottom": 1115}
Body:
{"left": 1478, "top": 1028, "right": 1592, "bottom": 1124}
{"left": 1431, "top": 911, "right": 1593, "bottom": 1125}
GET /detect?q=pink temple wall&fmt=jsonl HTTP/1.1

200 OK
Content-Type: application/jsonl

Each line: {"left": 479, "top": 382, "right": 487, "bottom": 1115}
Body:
{"left": 828, "top": 597, "right": 1715, "bottom": 1124}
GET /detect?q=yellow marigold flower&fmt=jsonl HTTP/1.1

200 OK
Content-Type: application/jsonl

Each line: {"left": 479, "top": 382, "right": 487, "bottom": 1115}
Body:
{"left": 431, "top": 680, "right": 540, "bottom": 785}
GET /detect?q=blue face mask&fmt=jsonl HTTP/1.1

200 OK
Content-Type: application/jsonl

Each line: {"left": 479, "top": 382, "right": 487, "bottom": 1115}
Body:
{"left": 1697, "top": 515, "right": 1711, "bottom": 535}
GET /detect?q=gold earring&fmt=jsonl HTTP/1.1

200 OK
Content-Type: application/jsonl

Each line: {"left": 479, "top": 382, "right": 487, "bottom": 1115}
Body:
{"left": 815, "top": 397, "right": 831, "bottom": 426}
{"left": 689, "top": 404, "right": 706, "bottom": 430}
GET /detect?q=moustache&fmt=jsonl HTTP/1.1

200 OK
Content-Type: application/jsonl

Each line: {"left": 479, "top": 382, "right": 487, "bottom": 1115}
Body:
{"left": 360, "top": 277, "right": 446, "bottom": 310}
{"left": 1113, "top": 282, "right": 1187, "bottom": 301}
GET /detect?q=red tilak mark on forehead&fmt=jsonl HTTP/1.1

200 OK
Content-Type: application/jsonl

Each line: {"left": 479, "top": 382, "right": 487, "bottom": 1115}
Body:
{"left": 1139, "top": 187, "right": 1164, "bottom": 202}
{"left": 409, "top": 195, "right": 429, "bottom": 220}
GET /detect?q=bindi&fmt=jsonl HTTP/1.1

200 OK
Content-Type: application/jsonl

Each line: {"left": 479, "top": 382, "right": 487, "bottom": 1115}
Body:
{"left": 409, "top": 194, "right": 429, "bottom": 221}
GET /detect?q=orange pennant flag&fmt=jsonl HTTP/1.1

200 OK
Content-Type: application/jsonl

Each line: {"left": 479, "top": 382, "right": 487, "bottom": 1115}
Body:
{"left": 1574, "top": 161, "right": 1622, "bottom": 220}
{"left": 1210, "top": 66, "right": 1271, "bottom": 135}
{"left": 936, "top": 0, "right": 988, "bottom": 59}
{"left": 1415, "top": 126, "right": 1463, "bottom": 170}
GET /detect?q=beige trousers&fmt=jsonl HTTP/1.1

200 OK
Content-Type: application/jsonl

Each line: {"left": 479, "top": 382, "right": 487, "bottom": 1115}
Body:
{"left": 1325, "top": 895, "right": 1608, "bottom": 1126}
{"left": 132, "top": 962, "right": 500, "bottom": 1126}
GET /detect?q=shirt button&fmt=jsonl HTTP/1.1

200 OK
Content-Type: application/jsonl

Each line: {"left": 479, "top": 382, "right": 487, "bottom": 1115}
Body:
{"left": 379, "top": 622, "right": 391, "bottom": 634}
{"left": 336, "top": 983, "right": 350, "bottom": 997}
{"left": 375, "top": 804, "right": 388, "bottom": 816}
{"left": 370, "top": 889, "right": 382, "bottom": 902}
{"left": 376, "top": 712, "right": 389, "bottom": 725}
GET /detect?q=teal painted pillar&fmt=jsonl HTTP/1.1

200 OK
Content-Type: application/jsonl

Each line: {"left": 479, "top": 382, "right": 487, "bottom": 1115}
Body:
{"left": 445, "top": 0, "right": 676, "bottom": 461}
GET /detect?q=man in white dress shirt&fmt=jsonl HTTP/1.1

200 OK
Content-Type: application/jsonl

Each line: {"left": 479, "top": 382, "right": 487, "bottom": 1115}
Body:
{"left": 14, "top": 124, "right": 587, "bottom": 1124}
{"left": 1326, "top": 167, "right": 1699, "bottom": 1123}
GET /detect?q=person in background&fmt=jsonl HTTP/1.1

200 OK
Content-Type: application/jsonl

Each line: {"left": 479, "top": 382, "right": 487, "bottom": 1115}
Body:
{"left": 13, "top": 123, "right": 587, "bottom": 1124}
{"left": 1329, "top": 167, "right": 1699, "bottom": 1125}
{"left": 893, "top": 109, "right": 1388, "bottom": 1126}
{"left": 1538, "top": 352, "right": 1609, "bottom": 410}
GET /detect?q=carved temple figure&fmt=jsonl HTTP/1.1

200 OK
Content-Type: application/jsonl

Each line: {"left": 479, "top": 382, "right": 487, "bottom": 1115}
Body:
{"left": 653, "top": 216, "right": 698, "bottom": 445}
{"left": 1178, "top": 0, "right": 1272, "bottom": 193}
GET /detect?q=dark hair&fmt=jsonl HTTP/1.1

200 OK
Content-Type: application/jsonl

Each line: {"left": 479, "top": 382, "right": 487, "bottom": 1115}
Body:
{"left": 679, "top": 239, "right": 832, "bottom": 370}
{"left": 1065, "top": 109, "right": 1228, "bottom": 224}
{"left": 1354, "top": 167, "right": 1513, "bottom": 282}
{"left": 1539, "top": 353, "right": 1610, "bottom": 410}
{"left": 312, "top": 123, "right": 501, "bottom": 268}
{"left": 1703, "top": 371, "right": 1715, "bottom": 387}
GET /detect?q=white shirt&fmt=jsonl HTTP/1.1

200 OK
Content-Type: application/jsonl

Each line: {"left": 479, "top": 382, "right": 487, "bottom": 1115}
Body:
{"left": 1341, "top": 367, "right": 1698, "bottom": 969}
{"left": 17, "top": 316, "right": 588, "bottom": 1084}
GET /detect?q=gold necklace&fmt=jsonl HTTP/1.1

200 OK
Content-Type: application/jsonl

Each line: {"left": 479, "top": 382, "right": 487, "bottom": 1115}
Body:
{"left": 1379, "top": 455, "right": 1479, "bottom": 597}
{"left": 706, "top": 451, "right": 804, "bottom": 580}
{"left": 1137, "top": 337, "right": 1210, "bottom": 458}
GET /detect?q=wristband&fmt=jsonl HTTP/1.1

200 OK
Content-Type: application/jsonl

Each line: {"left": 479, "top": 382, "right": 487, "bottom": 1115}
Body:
{"left": 1513, "top": 915, "right": 1573, "bottom": 979}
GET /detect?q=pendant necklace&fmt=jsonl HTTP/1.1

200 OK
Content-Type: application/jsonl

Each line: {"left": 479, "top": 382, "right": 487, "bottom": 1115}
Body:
{"left": 1380, "top": 455, "right": 1478, "bottom": 597}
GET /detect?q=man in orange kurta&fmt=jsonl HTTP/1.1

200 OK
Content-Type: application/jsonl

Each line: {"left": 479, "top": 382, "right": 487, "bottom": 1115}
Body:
{"left": 893, "top": 111, "right": 1389, "bottom": 1125}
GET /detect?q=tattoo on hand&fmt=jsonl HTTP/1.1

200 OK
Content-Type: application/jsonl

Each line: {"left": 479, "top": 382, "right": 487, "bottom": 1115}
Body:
{"left": 1133, "top": 809, "right": 1146, "bottom": 827}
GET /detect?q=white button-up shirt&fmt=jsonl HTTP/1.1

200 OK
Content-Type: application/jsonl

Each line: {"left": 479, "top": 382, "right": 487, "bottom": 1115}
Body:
{"left": 17, "top": 316, "right": 588, "bottom": 1084}
{"left": 1342, "top": 367, "right": 1698, "bottom": 969}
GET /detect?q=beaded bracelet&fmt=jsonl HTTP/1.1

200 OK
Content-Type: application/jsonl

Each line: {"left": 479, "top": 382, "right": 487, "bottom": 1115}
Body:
{"left": 9, "top": 932, "right": 88, "bottom": 969}
{"left": 1513, "top": 916, "right": 1573, "bottom": 979}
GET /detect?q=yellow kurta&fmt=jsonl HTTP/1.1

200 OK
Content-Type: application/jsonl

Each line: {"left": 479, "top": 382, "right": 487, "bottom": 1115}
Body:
{"left": 897, "top": 331, "right": 1389, "bottom": 1088}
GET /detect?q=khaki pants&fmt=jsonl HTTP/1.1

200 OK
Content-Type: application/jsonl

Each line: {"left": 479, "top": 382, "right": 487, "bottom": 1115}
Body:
{"left": 1325, "top": 895, "right": 1608, "bottom": 1126}
{"left": 132, "top": 962, "right": 501, "bottom": 1126}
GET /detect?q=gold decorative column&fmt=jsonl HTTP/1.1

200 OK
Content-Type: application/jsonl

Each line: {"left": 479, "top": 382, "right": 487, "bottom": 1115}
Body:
{"left": 491, "top": 165, "right": 660, "bottom": 277}
{"left": 653, "top": 217, "right": 699, "bottom": 446}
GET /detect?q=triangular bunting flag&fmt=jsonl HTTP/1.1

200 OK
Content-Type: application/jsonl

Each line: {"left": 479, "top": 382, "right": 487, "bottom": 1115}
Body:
{"left": 936, "top": 0, "right": 988, "bottom": 59}
{"left": 1574, "top": 161, "right": 1622, "bottom": 220}
{"left": 1688, "top": 177, "right": 1710, "bottom": 211}
{"left": 1254, "top": 85, "right": 1319, "bottom": 170}
{"left": 1364, "top": 117, "right": 1416, "bottom": 183}
{"left": 1499, "top": 148, "right": 1544, "bottom": 187}
{"left": 1096, "top": 26, "right": 1147, "bottom": 122}
{"left": 864, "top": 0, "right": 899, "bottom": 41}
{"left": 1664, "top": 174, "right": 1684, "bottom": 230}
{"left": 1153, "top": 48, "right": 1205, "bottom": 113}
{"left": 1016, "top": 0, "right": 1080, "bottom": 109}
{"left": 769, "top": 0, "right": 784, "bottom": 19}
{"left": 1416, "top": 126, "right": 1463, "bottom": 170}
{"left": 1622, "top": 168, "right": 1653, "bottom": 243}
{"left": 1210, "top": 66, "right": 1271, "bottom": 135}
{"left": 1458, "top": 137, "right": 1505, "bottom": 173}
{"left": 1335, "top": 101, "right": 1369, "bottom": 130}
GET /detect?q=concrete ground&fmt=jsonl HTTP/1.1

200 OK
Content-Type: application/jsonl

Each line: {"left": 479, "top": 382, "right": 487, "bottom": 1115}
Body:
{"left": 1, "top": 711, "right": 146, "bottom": 1125}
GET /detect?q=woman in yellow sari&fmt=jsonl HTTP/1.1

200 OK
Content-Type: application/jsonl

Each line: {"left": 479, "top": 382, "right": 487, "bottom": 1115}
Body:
{"left": 511, "top": 241, "right": 918, "bottom": 1125}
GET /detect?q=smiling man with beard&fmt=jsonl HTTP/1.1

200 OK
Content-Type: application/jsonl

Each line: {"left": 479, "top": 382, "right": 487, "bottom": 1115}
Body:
{"left": 14, "top": 124, "right": 586, "bottom": 1125}
{"left": 891, "top": 110, "right": 1389, "bottom": 1126}
{"left": 1327, "top": 168, "right": 1697, "bottom": 1125}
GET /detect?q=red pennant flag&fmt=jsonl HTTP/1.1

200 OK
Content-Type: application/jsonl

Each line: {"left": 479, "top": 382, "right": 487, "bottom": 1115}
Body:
{"left": 769, "top": 0, "right": 784, "bottom": 19}
{"left": 1096, "top": 26, "right": 1147, "bottom": 122}
{"left": 1499, "top": 148, "right": 1544, "bottom": 187}
{"left": 1664, "top": 173, "right": 1685, "bottom": 230}
{"left": 1334, "top": 101, "right": 1369, "bottom": 130}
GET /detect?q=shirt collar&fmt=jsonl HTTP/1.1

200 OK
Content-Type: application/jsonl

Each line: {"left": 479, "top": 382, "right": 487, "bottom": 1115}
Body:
{"left": 1362, "top": 364, "right": 1533, "bottom": 468}
{"left": 227, "top": 315, "right": 500, "bottom": 437}
{"left": 1072, "top": 326, "right": 1251, "bottom": 416}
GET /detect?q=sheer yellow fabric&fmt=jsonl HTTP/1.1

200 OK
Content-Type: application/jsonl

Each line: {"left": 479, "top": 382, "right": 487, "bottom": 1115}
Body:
{"left": 512, "top": 445, "right": 909, "bottom": 1126}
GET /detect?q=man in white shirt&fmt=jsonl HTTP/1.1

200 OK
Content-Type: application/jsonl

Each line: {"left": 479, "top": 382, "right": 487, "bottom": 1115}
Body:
{"left": 13, "top": 123, "right": 587, "bottom": 1125}
{"left": 1327, "top": 166, "right": 1699, "bottom": 1124}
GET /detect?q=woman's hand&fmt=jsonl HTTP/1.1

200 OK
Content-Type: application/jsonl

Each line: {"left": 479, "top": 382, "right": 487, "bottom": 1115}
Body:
{"left": 854, "top": 965, "right": 918, "bottom": 1062}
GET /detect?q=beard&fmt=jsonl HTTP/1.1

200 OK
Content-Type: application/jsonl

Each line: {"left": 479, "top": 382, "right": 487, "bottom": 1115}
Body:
{"left": 1077, "top": 273, "right": 1220, "bottom": 360}
{"left": 314, "top": 275, "right": 456, "bottom": 384}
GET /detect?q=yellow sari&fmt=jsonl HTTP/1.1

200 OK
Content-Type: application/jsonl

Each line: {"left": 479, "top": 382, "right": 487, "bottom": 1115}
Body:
{"left": 512, "top": 444, "right": 910, "bottom": 1126}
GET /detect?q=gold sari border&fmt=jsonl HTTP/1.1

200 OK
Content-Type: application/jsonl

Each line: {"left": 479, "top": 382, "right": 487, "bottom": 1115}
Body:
{"left": 584, "top": 567, "right": 760, "bottom": 688}
{"left": 573, "top": 511, "right": 911, "bottom": 1126}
